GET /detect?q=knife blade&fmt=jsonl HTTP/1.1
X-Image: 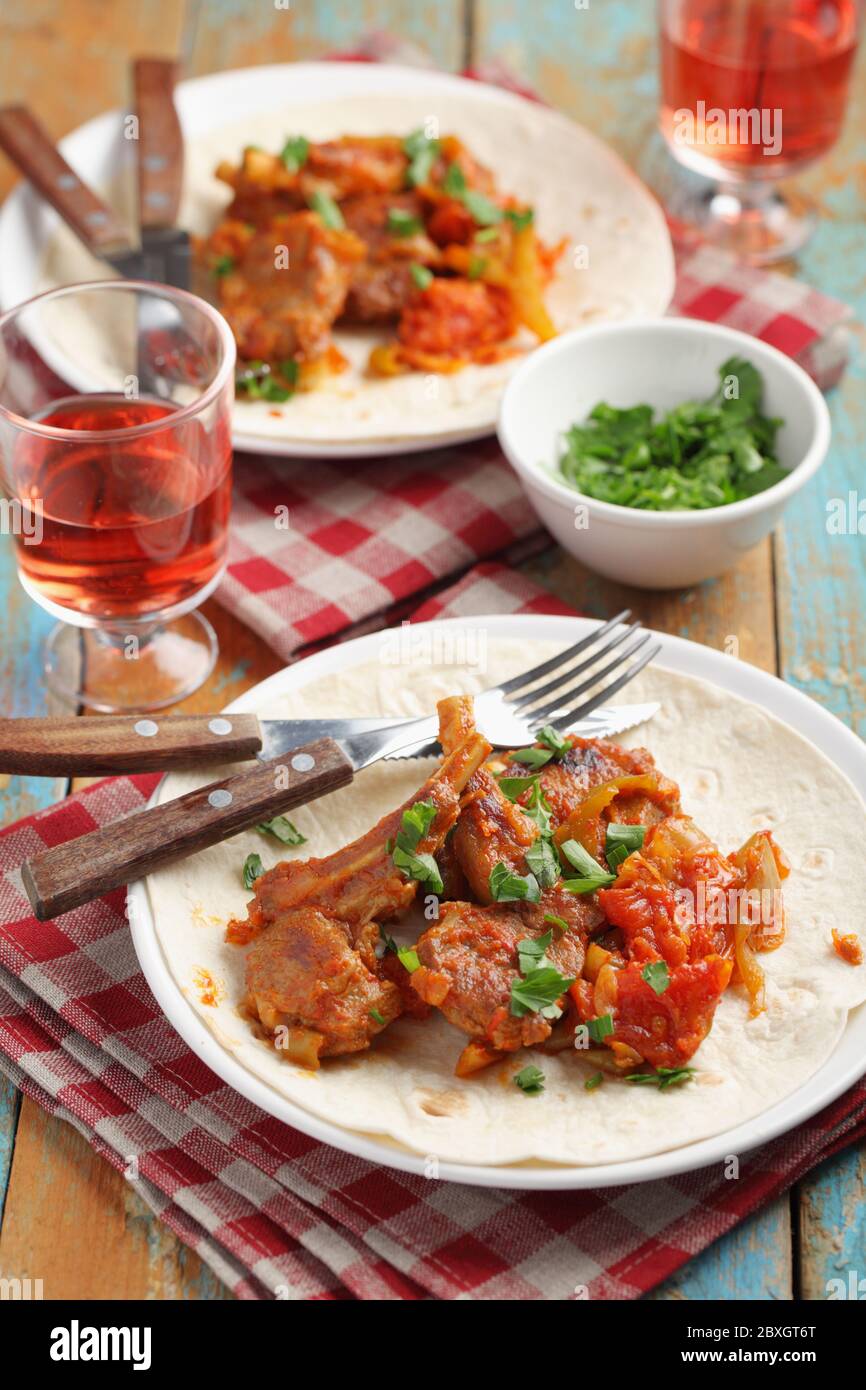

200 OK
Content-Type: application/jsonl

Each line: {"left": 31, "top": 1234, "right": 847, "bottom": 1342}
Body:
{"left": 0, "top": 703, "right": 659, "bottom": 778}
{"left": 257, "top": 701, "right": 660, "bottom": 760}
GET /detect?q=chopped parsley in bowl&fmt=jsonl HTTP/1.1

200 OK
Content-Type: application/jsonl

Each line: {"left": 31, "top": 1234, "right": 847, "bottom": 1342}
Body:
{"left": 557, "top": 357, "right": 787, "bottom": 511}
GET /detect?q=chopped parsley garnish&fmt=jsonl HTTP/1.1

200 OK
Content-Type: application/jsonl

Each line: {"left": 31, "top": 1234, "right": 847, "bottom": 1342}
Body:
{"left": 510, "top": 921, "right": 574, "bottom": 1020}
{"left": 463, "top": 189, "right": 503, "bottom": 225}
{"left": 475, "top": 226, "right": 500, "bottom": 243}
{"left": 235, "top": 359, "right": 298, "bottom": 403}
{"left": 511, "top": 965, "right": 574, "bottom": 1019}
{"left": 394, "top": 848, "right": 442, "bottom": 890}
{"left": 497, "top": 773, "right": 552, "bottom": 836}
{"left": 525, "top": 837, "right": 561, "bottom": 889}
{"left": 489, "top": 862, "right": 541, "bottom": 903}
{"left": 403, "top": 128, "right": 441, "bottom": 187}
{"left": 517, "top": 930, "right": 552, "bottom": 976}
{"left": 626, "top": 1066, "right": 695, "bottom": 1091}
{"left": 514, "top": 1064, "right": 545, "bottom": 1095}
{"left": 212, "top": 254, "right": 235, "bottom": 277}
{"left": 536, "top": 725, "right": 571, "bottom": 758}
{"left": 442, "top": 161, "right": 503, "bottom": 227}
{"left": 399, "top": 800, "right": 437, "bottom": 844}
{"left": 280, "top": 135, "right": 309, "bottom": 172}
{"left": 522, "top": 780, "right": 553, "bottom": 837}
{"left": 307, "top": 189, "right": 345, "bottom": 230}
{"left": 543, "top": 912, "right": 569, "bottom": 933}
{"left": 391, "top": 800, "right": 443, "bottom": 894}
{"left": 587, "top": 1013, "right": 614, "bottom": 1043}
{"left": 641, "top": 960, "right": 670, "bottom": 996}
{"left": 467, "top": 254, "right": 487, "bottom": 280}
{"left": 509, "top": 727, "right": 568, "bottom": 770}
{"left": 510, "top": 746, "right": 554, "bottom": 769}
{"left": 397, "top": 947, "right": 420, "bottom": 974}
{"left": 387, "top": 207, "right": 423, "bottom": 237}
{"left": 559, "top": 839, "right": 616, "bottom": 893}
{"left": 605, "top": 823, "right": 646, "bottom": 864}
{"left": 497, "top": 774, "right": 537, "bottom": 801}
{"left": 557, "top": 357, "right": 786, "bottom": 512}
{"left": 505, "top": 207, "right": 534, "bottom": 231}
{"left": 257, "top": 815, "right": 306, "bottom": 846}
{"left": 562, "top": 877, "right": 615, "bottom": 896}
{"left": 605, "top": 843, "right": 629, "bottom": 872}
{"left": 242, "top": 852, "right": 264, "bottom": 889}
{"left": 442, "top": 161, "right": 467, "bottom": 198}
{"left": 379, "top": 930, "right": 420, "bottom": 975}
{"left": 379, "top": 926, "right": 397, "bottom": 954}
{"left": 369, "top": 1008, "right": 386, "bottom": 1026}
{"left": 585, "top": 1071, "right": 603, "bottom": 1091}
{"left": 409, "top": 262, "right": 433, "bottom": 291}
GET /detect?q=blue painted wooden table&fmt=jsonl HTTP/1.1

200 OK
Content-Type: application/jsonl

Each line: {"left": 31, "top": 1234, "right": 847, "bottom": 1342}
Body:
{"left": 0, "top": 0, "right": 862, "bottom": 1300}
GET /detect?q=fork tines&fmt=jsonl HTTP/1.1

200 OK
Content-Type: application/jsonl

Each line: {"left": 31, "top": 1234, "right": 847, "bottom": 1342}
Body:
{"left": 501, "top": 610, "right": 660, "bottom": 730}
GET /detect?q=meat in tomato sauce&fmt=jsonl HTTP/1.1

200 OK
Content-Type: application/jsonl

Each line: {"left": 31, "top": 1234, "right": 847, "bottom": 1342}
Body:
{"left": 226, "top": 689, "right": 791, "bottom": 1083}
{"left": 199, "top": 129, "right": 561, "bottom": 388}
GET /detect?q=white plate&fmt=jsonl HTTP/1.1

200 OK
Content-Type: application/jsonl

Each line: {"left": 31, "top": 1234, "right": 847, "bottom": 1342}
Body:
{"left": 0, "top": 63, "right": 674, "bottom": 458}
{"left": 128, "top": 614, "right": 866, "bottom": 1189}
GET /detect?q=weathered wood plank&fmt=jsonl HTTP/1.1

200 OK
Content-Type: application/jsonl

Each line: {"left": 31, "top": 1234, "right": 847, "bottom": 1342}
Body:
{"left": 185, "top": 0, "right": 466, "bottom": 78}
{"left": 0, "top": 0, "right": 187, "bottom": 201}
{"left": 774, "top": 243, "right": 866, "bottom": 1303}
{"left": 798, "top": 1145, "right": 866, "bottom": 1301}
{"left": 646, "top": 1200, "right": 794, "bottom": 1301}
{"left": 519, "top": 542, "right": 777, "bottom": 672}
{"left": 770, "top": 31, "right": 866, "bottom": 1304}
{"left": 474, "top": 0, "right": 656, "bottom": 165}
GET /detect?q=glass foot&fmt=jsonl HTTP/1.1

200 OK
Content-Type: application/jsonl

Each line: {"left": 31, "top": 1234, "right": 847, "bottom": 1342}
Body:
{"left": 638, "top": 135, "right": 818, "bottom": 265}
{"left": 665, "top": 179, "right": 816, "bottom": 265}
{"left": 45, "top": 610, "right": 218, "bottom": 712}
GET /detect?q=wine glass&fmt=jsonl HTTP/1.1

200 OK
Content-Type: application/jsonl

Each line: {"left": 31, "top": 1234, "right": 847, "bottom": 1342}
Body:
{"left": 0, "top": 280, "right": 235, "bottom": 712}
{"left": 658, "top": 0, "right": 862, "bottom": 262}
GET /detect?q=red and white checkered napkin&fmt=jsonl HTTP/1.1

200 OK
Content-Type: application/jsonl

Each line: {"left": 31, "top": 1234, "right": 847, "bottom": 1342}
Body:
{"left": 1, "top": 564, "right": 865, "bottom": 1301}
{"left": 213, "top": 47, "right": 853, "bottom": 666}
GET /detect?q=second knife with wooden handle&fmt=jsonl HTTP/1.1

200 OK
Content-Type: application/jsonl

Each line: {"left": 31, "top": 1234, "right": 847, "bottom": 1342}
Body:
{"left": 0, "top": 712, "right": 422, "bottom": 776}
{"left": 20, "top": 715, "right": 447, "bottom": 920}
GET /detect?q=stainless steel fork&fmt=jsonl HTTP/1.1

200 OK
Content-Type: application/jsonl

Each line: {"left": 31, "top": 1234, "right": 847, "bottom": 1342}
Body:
{"left": 22, "top": 613, "right": 661, "bottom": 919}
{"left": 339, "top": 609, "right": 660, "bottom": 769}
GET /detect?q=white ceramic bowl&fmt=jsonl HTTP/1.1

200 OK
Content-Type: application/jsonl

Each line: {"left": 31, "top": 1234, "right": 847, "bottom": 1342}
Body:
{"left": 497, "top": 319, "right": 831, "bottom": 588}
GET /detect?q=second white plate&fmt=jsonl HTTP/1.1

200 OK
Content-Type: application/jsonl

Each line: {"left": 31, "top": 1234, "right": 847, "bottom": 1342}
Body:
{"left": 0, "top": 63, "right": 675, "bottom": 457}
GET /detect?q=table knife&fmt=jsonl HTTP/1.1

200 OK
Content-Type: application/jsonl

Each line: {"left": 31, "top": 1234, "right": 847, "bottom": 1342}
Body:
{"left": 0, "top": 703, "right": 660, "bottom": 777}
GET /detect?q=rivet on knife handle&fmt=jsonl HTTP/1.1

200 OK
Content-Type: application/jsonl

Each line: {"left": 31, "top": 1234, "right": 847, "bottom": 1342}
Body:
{"left": 133, "top": 58, "right": 184, "bottom": 229}
{"left": 0, "top": 713, "right": 264, "bottom": 776}
{"left": 21, "top": 737, "right": 355, "bottom": 920}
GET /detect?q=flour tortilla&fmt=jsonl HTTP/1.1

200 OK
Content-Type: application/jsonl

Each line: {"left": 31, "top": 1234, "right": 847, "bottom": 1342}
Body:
{"left": 143, "top": 639, "right": 866, "bottom": 1167}
{"left": 38, "top": 86, "right": 674, "bottom": 447}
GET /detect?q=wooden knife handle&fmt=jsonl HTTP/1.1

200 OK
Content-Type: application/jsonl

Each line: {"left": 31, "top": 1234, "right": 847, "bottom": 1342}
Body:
{"left": 134, "top": 58, "right": 184, "bottom": 229}
{"left": 0, "top": 713, "right": 265, "bottom": 777}
{"left": 0, "top": 104, "right": 134, "bottom": 255}
{"left": 22, "top": 737, "right": 355, "bottom": 920}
